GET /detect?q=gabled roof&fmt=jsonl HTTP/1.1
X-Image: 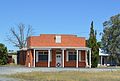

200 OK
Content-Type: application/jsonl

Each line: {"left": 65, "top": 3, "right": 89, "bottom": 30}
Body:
{"left": 27, "top": 34, "right": 86, "bottom": 48}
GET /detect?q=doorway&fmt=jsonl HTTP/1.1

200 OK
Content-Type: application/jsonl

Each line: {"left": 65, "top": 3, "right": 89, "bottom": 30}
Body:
{"left": 56, "top": 54, "right": 62, "bottom": 67}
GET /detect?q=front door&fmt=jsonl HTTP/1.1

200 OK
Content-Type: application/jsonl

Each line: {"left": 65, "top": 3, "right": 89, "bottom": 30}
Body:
{"left": 56, "top": 54, "right": 62, "bottom": 67}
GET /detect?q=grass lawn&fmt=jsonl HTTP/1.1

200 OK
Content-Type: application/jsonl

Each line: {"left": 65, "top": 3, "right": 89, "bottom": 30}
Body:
{"left": 4, "top": 71, "right": 120, "bottom": 81}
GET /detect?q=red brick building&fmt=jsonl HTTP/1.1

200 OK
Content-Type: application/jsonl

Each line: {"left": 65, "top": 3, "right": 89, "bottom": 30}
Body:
{"left": 25, "top": 34, "right": 91, "bottom": 68}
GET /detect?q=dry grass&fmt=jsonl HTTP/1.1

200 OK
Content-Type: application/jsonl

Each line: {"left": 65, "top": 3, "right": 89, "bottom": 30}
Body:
{"left": 0, "top": 63, "right": 23, "bottom": 67}
{"left": 6, "top": 71, "right": 120, "bottom": 81}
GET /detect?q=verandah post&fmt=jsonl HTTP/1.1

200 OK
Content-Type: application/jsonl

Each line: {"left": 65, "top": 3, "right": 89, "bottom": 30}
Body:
{"left": 76, "top": 50, "right": 78, "bottom": 68}
{"left": 62, "top": 49, "right": 64, "bottom": 67}
{"left": 48, "top": 49, "right": 51, "bottom": 67}
{"left": 33, "top": 49, "right": 36, "bottom": 67}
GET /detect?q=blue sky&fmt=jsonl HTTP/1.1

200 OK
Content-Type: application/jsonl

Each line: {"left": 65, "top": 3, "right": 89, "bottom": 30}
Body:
{"left": 0, "top": 0, "right": 120, "bottom": 50}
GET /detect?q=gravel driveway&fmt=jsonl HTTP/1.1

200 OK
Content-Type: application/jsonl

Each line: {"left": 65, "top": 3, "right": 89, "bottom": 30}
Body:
{"left": 0, "top": 66, "right": 120, "bottom": 81}
{"left": 0, "top": 77, "right": 20, "bottom": 81}
{"left": 0, "top": 66, "right": 120, "bottom": 75}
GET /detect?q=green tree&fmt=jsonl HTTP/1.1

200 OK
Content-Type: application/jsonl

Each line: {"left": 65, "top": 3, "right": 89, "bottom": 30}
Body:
{"left": 97, "top": 41, "right": 102, "bottom": 48}
{"left": 102, "top": 14, "right": 120, "bottom": 65}
{"left": 87, "top": 21, "right": 99, "bottom": 68}
{"left": 0, "top": 43, "right": 8, "bottom": 65}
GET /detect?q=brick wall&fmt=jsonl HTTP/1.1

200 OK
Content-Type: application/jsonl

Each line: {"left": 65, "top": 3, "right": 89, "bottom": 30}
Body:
{"left": 27, "top": 34, "right": 86, "bottom": 48}
{"left": 34, "top": 50, "right": 86, "bottom": 67}
{"left": 25, "top": 49, "right": 33, "bottom": 67}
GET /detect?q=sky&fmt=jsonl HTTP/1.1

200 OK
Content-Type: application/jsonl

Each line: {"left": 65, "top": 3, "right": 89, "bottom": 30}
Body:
{"left": 0, "top": 0, "right": 120, "bottom": 51}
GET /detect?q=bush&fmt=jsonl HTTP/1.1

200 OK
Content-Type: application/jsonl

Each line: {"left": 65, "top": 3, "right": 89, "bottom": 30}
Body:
{"left": 0, "top": 43, "right": 8, "bottom": 65}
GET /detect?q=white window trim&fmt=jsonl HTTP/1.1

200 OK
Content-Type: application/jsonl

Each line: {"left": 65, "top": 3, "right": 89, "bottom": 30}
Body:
{"left": 66, "top": 51, "right": 68, "bottom": 61}
{"left": 79, "top": 51, "right": 81, "bottom": 62}
{"left": 36, "top": 51, "right": 48, "bottom": 62}
{"left": 55, "top": 35, "right": 61, "bottom": 43}
{"left": 36, "top": 51, "right": 38, "bottom": 62}
{"left": 50, "top": 51, "right": 52, "bottom": 62}
{"left": 67, "top": 50, "right": 76, "bottom": 61}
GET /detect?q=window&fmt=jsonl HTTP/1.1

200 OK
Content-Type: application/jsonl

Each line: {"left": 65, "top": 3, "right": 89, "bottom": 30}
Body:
{"left": 38, "top": 51, "right": 48, "bottom": 62}
{"left": 69, "top": 54, "right": 76, "bottom": 61}
{"left": 55, "top": 35, "right": 61, "bottom": 43}
{"left": 68, "top": 51, "right": 76, "bottom": 61}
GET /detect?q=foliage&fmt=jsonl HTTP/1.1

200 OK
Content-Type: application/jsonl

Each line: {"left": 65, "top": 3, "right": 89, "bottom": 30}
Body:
{"left": 87, "top": 21, "right": 99, "bottom": 68}
{"left": 97, "top": 41, "right": 102, "bottom": 48}
{"left": 101, "top": 14, "right": 120, "bottom": 65}
{"left": 0, "top": 43, "right": 8, "bottom": 65}
{"left": 7, "top": 23, "right": 33, "bottom": 49}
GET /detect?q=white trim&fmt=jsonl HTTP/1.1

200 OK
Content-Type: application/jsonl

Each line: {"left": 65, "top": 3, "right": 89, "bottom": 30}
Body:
{"left": 67, "top": 50, "right": 76, "bottom": 61}
{"left": 66, "top": 51, "right": 68, "bottom": 61}
{"left": 33, "top": 49, "right": 35, "bottom": 67}
{"left": 55, "top": 35, "right": 61, "bottom": 43}
{"left": 50, "top": 51, "right": 52, "bottom": 62}
{"left": 85, "top": 50, "right": 88, "bottom": 67}
{"left": 48, "top": 49, "right": 51, "bottom": 67}
{"left": 29, "top": 46, "right": 91, "bottom": 50}
{"left": 62, "top": 49, "right": 64, "bottom": 67}
{"left": 79, "top": 51, "right": 81, "bottom": 62}
{"left": 101, "top": 56, "right": 102, "bottom": 65}
{"left": 28, "top": 63, "right": 30, "bottom": 67}
{"left": 36, "top": 51, "right": 48, "bottom": 62}
{"left": 36, "top": 51, "right": 38, "bottom": 62}
{"left": 89, "top": 49, "right": 91, "bottom": 68}
{"left": 56, "top": 54, "right": 62, "bottom": 67}
{"left": 76, "top": 50, "right": 79, "bottom": 68}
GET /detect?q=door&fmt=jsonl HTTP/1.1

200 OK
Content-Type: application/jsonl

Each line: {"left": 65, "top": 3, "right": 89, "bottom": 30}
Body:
{"left": 56, "top": 54, "right": 62, "bottom": 67}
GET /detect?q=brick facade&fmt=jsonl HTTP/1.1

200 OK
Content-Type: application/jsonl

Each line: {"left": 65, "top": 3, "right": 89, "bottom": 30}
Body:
{"left": 18, "top": 34, "right": 91, "bottom": 68}
{"left": 27, "top": 34, "right": 86, "bottom": 47}
{"left": 25, "top": 49, "right": 86, "bottom": 68}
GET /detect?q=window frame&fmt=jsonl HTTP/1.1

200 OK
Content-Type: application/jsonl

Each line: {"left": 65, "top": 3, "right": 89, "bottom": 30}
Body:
{"left": 79, "top": 51, "right": 81, "bottom": 62}
{"left": 38, "top": 51, "right": 48, "bottom": 62}
{"left": 67, "top": 50, "right": 76, "bottom": 61}
{"left": 55, "top": 35, "right": 61, "bottom": 43}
